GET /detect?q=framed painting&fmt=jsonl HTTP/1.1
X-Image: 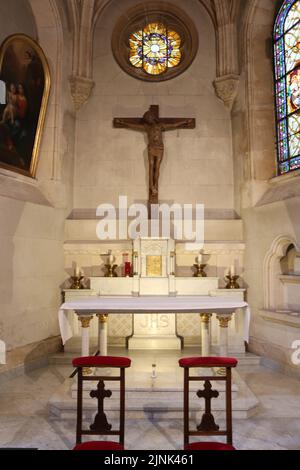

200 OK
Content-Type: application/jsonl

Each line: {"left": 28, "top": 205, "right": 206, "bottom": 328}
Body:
{"left": 0, "top": 34, "right": 50, "bottom": 178}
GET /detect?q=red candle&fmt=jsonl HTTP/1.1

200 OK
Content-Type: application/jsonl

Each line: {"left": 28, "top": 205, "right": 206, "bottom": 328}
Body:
{"left": 124, "top": 261, "right": 131, "bottom": 277}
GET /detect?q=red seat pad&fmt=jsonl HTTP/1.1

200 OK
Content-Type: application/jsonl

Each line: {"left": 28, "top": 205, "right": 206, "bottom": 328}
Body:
{"left": 179, "top": 357, "right": 238, "bottom": 369}
{"left": 185, "top": 442, "right": 235, "bottom": 451}
{"left": 74, "top": 441, "right": 124, "bottom": 451}
{"left": 72, "top": 356, "right": 131, "bottom": 368}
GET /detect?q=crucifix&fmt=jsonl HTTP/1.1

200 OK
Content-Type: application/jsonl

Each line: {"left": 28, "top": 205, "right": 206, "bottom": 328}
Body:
{"left": 113, "top": 105, "right": 196, "bottom": 214}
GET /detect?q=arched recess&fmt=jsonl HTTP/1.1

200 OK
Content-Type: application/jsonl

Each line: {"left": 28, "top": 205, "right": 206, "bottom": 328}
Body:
{"left": 27, "top": 0, "right": 64, "bottom": 182}
{"left": 66, "top": 0, "right": 240, "bottom": 110}
{"left": 263, "top": 235, "right": 300, "bottom": 311}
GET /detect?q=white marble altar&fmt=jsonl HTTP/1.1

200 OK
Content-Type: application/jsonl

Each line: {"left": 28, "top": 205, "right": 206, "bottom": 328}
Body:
{"left": 59, "top": 295, "right": 250, "bottom": 363}
{"left": 62, "top": 238, "right": 248, "bottom": 354}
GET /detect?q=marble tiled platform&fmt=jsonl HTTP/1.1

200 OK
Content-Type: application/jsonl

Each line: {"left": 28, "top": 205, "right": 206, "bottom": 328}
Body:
{"left": 49, "top": 349, "right": 259, "bottom": 420}
{"left": 1, "top": 361, "right": 300, "bottom": 449}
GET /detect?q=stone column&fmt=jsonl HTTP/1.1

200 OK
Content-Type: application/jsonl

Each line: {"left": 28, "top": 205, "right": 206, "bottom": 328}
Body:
{"left": 78, "top": 315, "right": 93, "bottom": 375}
{"left": 78, "top": 316, "right": 93, "bottom": 357}
{"left": 170, "top": 251, "right": 175, "bottom": 276}
{"left": 133, "top": 251, "right": 139, "bottom": 276}
{"left": 97, "top": 314, "right": 109, "bottom": 356}
{"left": 200, "top": 314, "right": 212, "bottom": 356}
{"left": 217, "top": 315, "right": 232, "bottom": 357}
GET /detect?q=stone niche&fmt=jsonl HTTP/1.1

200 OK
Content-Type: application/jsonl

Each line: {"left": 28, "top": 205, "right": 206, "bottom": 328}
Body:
{"left": 263, "top": 237, "right": 300, "bottom": 313}
{"left": 256, "top": 237, "right": 300, "bottom": 377}
{"left": 279, "top": 245, "right": 300, "bottom": 313}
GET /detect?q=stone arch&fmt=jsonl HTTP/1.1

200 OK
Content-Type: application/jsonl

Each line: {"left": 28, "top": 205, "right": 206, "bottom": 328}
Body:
{"left": 263, "top": 235, "right": 300, "bottom": 310}
{"left": 93, "top": 0, "right": 216, "bottom": 31}
{"left": 67, "top": 1, "right": 240, "bottom": 110}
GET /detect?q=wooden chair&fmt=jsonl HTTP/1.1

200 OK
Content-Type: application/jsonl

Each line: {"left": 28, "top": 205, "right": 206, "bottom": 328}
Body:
{"left": 179, "top": 357, "right": 238, "bottom": 451}
{"left": 72, "top": 356, "right": 131, "bottom": 451}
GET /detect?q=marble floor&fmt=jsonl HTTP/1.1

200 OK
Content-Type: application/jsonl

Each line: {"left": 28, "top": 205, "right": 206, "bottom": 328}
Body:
{"left": 49, "top": 349, "right": 259, "bottom": 420}
{"left": 0, "top": 357, "right": 300, "bottom": 450}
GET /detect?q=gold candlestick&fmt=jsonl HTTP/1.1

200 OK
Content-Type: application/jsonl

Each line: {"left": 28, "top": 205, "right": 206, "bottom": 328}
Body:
{"left": 225, "top": 275, "right": 240, "bottom": 289}
{"left": 104, "top": 264, "right": 118, "bottom": 278}
{"left": 70, "top": 275, "right": 84, "bottom": 289}
{"left": 193, "top": 264, "right": 207, "bottom": 278}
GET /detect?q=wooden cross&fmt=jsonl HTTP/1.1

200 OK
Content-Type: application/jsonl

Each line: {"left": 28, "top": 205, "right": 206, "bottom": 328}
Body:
{"left": 90, "top": 380, "right": 112, "bottom": 432}
{"left": 114, "top": 105, "right": 196, "bottom": 215}
{"left": 197, "top": 380, "right": 220, "bottom": 432}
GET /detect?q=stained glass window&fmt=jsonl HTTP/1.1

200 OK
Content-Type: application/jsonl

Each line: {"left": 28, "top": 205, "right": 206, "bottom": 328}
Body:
{"left": 274, "top": 0, "right": 300, "bottom": 174}
{"left": 129, "top": 23, "right": 182, "bottom": 76}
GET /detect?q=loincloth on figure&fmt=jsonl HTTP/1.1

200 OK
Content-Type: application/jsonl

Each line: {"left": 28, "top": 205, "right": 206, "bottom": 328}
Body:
{"left": 148, "top": 144, "right": 164, "bottom": 159}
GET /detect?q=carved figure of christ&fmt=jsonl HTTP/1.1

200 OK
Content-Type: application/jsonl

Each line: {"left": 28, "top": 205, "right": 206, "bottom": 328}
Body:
{"left": 113, "top": 105, "right": 196, "bottom": 211}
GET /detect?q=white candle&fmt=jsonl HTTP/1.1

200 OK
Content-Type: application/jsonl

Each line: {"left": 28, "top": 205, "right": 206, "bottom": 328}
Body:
{"left": 197, "top": 252, "right": 203, "bottom": 265}
{"left": 108, "top": 250, "right": 114, "bottom": 265}
{"left": 75, "top": 264, "right": 80, "bottom": 277}
{"left": 230, "top": 264, "right": 235, "bottom": 277}
{"left": 151, "top": 364, "right": 157, "bottom": 379}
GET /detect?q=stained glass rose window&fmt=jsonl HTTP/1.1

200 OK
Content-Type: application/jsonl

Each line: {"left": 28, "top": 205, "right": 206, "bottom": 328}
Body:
{"left": 129, "top": 23, "right": 182, "bottom": 76}
{"left": 112, "top": 4, "right": 198, "bottom": 82}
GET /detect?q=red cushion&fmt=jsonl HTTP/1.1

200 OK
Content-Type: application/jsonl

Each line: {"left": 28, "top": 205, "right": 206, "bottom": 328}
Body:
{"left": 72, "top": 356, "right": 131, "bottom": 368}
{"left": 74, "top": 441, "right": 124, "bottom": 451}
{"left": 185, "top": 442, "right": 235, "bottom": 451}
{"left": 179, "top": 357, "right": 238, "bottom": 369}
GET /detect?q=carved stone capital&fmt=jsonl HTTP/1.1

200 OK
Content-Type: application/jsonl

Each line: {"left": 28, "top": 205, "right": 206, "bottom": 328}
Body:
{"left": 213, "top": 74, "right": 240, "bottom": 110}
{"left": 69, "top": 75, "right": 95, "bottom": 111}
{"left": 200, "top": 313, "right": 212, "bottom": 324}
{"left": 217, "top": 315, "right": 232, "bottom": 328}
{"left": 79, "top": 316, "right": 93, "bottom": 328}
{"left": 97, "top": 314, "right": 109, "bottom": 324}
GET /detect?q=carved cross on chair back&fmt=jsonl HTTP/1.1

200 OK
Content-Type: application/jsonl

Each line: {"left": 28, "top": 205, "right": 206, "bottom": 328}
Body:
{"left": 197, "top": 380, "right": 220, "bottom": 432}
{"left": 90, "top": 380, "right": 113, "bottom": 433}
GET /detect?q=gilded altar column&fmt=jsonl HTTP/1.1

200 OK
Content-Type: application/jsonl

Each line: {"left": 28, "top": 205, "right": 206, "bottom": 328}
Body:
{"left": 97, "top": 314, "right": 109, "bottom": 356}
{"left": 78, "top": 316, "right": 93, "bottom": 357}
{"left": 200, "top": 314, "right": 212, "bottom": 356}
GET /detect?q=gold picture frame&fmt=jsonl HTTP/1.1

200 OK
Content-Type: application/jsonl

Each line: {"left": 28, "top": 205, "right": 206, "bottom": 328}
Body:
{"left": 0, "top": 34, "right": 51, "bottom": 178}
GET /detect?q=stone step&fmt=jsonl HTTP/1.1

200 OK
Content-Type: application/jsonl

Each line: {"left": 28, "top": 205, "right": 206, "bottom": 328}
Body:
{"left": 49, "top": 351, "right": 261, "bottom": 368}
{"left": 48, "top": 368, "right": 259, "bottom": 421}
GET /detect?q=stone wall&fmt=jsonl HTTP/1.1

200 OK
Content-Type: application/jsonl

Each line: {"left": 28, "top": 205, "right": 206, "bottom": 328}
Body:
{"left": 0, "top": 0, "right": 75, "bottom": 362}
{"left": 73, "top": 0, "right": 235, "bottom": 211}
{"left": 233, "top": 0, "right": 300, "bottom": 375}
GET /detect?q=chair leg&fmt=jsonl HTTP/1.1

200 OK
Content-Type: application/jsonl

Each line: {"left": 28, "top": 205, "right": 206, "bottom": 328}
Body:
{"left": 226, "top": 367, "right": 233, "bottom": 445}
{"left": 76, "top": 368, "right": 83, "bottom": 445}
{"left": 120, "top": 368, "right": 125, "bottom": 446}
{"left": 184, "top": 368, "right": 189, "bottom": 447}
